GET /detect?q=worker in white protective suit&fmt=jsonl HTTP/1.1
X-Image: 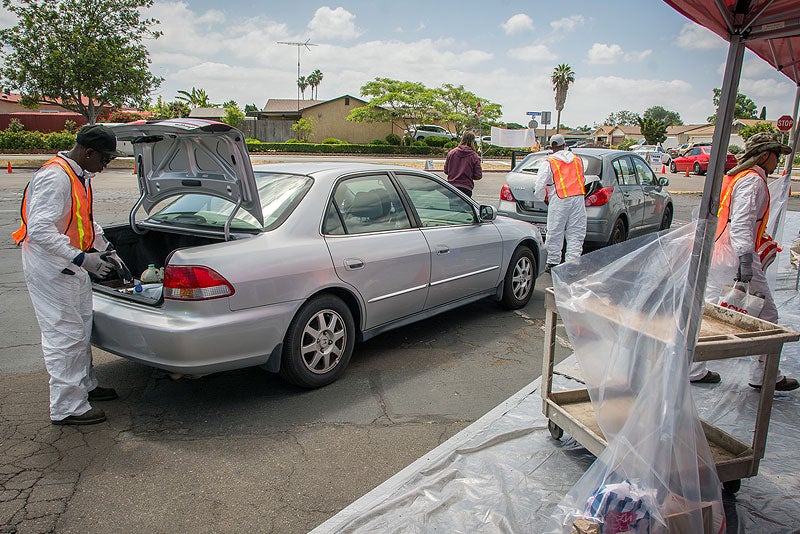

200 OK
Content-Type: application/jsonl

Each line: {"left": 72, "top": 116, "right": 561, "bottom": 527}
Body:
{"left": 533, "top": 134, "right": 589, "bottom": 273}
{"left": 690, "top": 132, "right": 798, "bottom": 391}
{"left": 13, "top": 124, "right": 126, "bottom": 424}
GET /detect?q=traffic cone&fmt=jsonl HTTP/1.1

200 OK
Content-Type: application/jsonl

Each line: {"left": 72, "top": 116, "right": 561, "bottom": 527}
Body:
{"left": 684, "top": 167, "right": 690, "bottom": 177}
{"left": 132, "top": 162, "right": 137, "bottom": 175}
{"left": 660, "top": 163, "right": 667, "bottom": 174}
{"left": 6, "top": 162, "right": 12, "bottom": 174}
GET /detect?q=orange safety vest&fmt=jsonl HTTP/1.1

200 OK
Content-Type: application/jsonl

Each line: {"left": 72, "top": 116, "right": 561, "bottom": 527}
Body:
{"left": 548, "top": 156, "right": 585, "bottom": 199}
{"left": 12, "top": 157, "right": 95, "bottom": 251}
{"left": 714, "top": 169, "right": 769, "bottom": 248}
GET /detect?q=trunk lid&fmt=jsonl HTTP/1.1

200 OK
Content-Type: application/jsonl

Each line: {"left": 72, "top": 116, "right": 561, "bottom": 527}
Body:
{"left": 109, "top": 119, "right": 264, "bottom": 226}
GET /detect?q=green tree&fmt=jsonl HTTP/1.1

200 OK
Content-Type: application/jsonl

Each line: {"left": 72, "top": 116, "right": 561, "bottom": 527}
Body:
{"left": 739, "top": 121, "right": 776, "bottom": 141}
{"left": 642, "top": 106, "right": 682, "bottom": 126}
{"left": 297, "top": 76, "right": 309, "bottom": 100}
{"left": 307, "top": 69, "right": 324, "bottom": 100}
{"left": 707, "top": 88, "right": 758, "bottom": 124}
{"left": 244, "top": 104, "right": 259, "bottom": 114}
{"left": 604, "top": 110, "right": 640, "bottom": 126}
{"left": 292, "top": 117, "right": 313, "bottom": 141}
{"left": 175, "top": 87, "right": 215, "bottom": 108}
{"left": 347, "top": 78, "right": 442, "bottom": 133}
{"left": 551, "top": 64, "right": 575, "bottom": 134}
{"left": 221, "top": 101, "right": 244, "bottom": 127}
{"left": 437, "top": 84, "right": 502, "bottom": 136}
{"left": 0, "top": 0, "right": 162, "bottom": 124}
{"left": 149, "top": 96, "right": 190, "bottom": 119}
{"left": 637, "top": 116, "right": 667, "bottom": 145}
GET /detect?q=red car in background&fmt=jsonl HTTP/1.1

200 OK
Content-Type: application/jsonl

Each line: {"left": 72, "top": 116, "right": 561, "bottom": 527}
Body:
{"left": 669, "top": 144, "right": 738, "bottom": 175}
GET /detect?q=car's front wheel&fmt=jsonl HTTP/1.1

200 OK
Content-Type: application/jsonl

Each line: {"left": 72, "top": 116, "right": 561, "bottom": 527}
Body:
{"left": 694, "top": 162, "right": 704, "bottom": 175}
{"left": 500, "top": 246, "right": 535, "bottom": 309}
{"left": 660, "top": 205, "right": 673, "bottom": 230}
{"left": 280, "top": 295, "right": 355, "bottom": 388}
{"left": 669, "top": 161, "right": 677, "bottom": 173}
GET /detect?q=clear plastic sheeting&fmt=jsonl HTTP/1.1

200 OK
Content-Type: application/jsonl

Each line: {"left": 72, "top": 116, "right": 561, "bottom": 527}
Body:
{"left": 313, "top": 214, "right": 800, "bottom": 534}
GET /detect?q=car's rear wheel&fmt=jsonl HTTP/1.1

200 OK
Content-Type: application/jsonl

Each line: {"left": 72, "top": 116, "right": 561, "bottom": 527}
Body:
{"left": 660, "top": 205, "right": 673, "bottom": 230}
{"left": 500, "top": 246, "right": 535, "bottom": 309}
{"left": 280, "top": 295, "right": 355, "bottom": 388}
{"left": 607, "top": 218, "right": 627, "bottom": 246}
{"left": 693, "top": 162, "right": 704, "bottom": 175}
{"left": 669, "top": 161, "right": 677, "bottom": 173}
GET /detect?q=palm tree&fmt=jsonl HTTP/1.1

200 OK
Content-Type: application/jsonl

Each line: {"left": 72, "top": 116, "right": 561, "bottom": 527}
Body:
{"left": 307, "top": 69, "right": 324, "bottom": 99}
{"left": 297, "top": 76, "right": 308, "bottom": 100}
{"left": 551, "top": 64, "right": 575, "bottom": 134}
{"left": 175, "top": 87, "right": 214, "bottom": 108}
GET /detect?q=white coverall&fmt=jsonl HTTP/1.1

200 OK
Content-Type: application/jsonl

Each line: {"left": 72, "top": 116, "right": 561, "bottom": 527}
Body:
{"left": 689, "top": 166, "right": 783, "bottom": 385}
{"left": 533, "top": 150, "right": 587, "bottom": 265}
{"left": 20, "top": 153, "right": 109, "bottom": 420}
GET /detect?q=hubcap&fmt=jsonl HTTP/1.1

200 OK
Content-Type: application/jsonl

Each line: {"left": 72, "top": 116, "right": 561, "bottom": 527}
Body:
{"left": 300, "top": 309, "right": 346, "bottom": 374}
{"left": 512, "top": 256, "right": 533, "bottom": 299}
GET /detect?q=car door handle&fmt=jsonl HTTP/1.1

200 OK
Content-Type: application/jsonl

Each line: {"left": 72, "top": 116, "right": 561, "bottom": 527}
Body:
{"left": 435, "top": 245, "right": 450, "bottom": 255}
{"left": 344, "top": 258, "right": 364, "bottom": 270}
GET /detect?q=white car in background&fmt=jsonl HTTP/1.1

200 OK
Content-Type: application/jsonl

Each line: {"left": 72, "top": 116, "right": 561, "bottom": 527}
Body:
{"left": 405, "top": 124, "right": 458, "bottom": 142}
{"left": 633, "top": 145, "right": 672, "bottom": 167}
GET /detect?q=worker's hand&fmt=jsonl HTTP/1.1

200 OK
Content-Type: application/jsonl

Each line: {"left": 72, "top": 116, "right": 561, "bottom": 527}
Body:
{"left": 82, "top": 252, "right": 113, "bottom": 277}
{"left": 736, "top": 253, "right": 754, "bottom": 283}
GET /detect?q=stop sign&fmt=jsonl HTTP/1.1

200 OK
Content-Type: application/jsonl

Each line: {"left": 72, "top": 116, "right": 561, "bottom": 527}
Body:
{"left": 777, "top": 114, "right": 794, "bottom": 131}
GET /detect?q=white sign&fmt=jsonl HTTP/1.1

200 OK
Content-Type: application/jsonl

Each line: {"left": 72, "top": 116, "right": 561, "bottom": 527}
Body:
{"left": 490, "top": 126, "right": 538, "bottom": 148}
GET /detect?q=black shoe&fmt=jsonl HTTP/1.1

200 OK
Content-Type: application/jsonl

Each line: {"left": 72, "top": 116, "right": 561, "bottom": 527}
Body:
{"left": 52, "top": 407, "right": 107, "bottom": 426}
{"left": 692, "top": 371, "right": 721, "bottom": 384}
{"left": 544, "top": 263, "right": 557, "bottom": 274}
{"left": 88, "top": 386, "right": 118, "bottom": 401}
{"left": 749, "top": 377, "right": 799, "bottom": 391}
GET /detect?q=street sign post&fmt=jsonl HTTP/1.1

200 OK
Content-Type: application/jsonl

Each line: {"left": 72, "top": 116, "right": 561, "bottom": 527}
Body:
{"left": 777, "top": 114, "right": 794, "bottom": 132}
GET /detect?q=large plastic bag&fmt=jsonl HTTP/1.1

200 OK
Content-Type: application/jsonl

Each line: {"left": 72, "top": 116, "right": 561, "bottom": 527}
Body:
{"left": 547, "top": 221, "right": 724, "bottom": 533}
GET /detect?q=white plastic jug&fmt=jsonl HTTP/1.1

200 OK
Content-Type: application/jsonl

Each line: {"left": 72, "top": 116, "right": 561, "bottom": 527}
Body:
{"left": 141, "top": 264, "right": 160, "bottom": 283}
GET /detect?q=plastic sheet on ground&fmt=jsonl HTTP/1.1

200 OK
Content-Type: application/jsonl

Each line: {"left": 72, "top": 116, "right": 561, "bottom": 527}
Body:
{"left": 313, "top": 212, "right": 800, "bottom": 534}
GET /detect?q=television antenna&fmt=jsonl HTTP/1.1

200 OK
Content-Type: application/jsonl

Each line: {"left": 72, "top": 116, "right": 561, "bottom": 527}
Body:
{"left": 277, "top": 39, "right": 318, "bottom": 111}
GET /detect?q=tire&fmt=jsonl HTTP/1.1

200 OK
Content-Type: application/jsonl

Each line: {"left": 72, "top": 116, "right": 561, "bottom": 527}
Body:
{"left": 723, "top": 479, "right": 741, "bottom": 494}
{"left": 416, "top": 136, "right": 424, "bottom": 141}
{"left": 548, "top": 420, "right": 563, "bottom": 440}
{"left": 693, "top": 162, "right": 704, "bottom": 175}
{"left": 607, "top": 218, "right": 627, "bottom": 246}
{"left": 280, "top": 295, "right": 355, "bottom": 388}
{"left": 669, "top": 161, "right": 677, "bottom": 173}
{"left": 660, "top": 205, "right": 673, "bottom": 230}
{"left": 500, "top": 246, "right": 535, "bottom": 309}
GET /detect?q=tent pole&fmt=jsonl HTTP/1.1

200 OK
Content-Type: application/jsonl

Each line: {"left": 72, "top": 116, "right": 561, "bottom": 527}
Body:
{"left": 683, "top": 34, "right": 746, "bottom": 359}
{"left": 783, "top": 84, "right": 800, "bottom": 177}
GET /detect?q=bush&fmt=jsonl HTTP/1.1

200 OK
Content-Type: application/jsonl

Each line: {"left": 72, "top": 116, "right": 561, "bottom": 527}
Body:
{"left": 617, "top": 139, "right": 638, "bottom": 151}
{"left": 412, "top": 140, "right": 427, "bottom": 147}
{"left": 385, "top": 133, "right": 402, "bottom": 145}
{"left": 244, "top": 140, "right": 446, "bottom": 156}
{"left": 728, "top": 144, "right": 742, "bottom": 154}
{"left": 7, "top": 119, "right": 25, "bottom": 132}
{"left": 285, "top": 138, "right": 302, "bottom": 143}
{"left": 321, "top": 137, "right": 346, "bottom": 144}
{"left": 245, "top": 137, "right": 261, "bottom": 144}
{"left": 45, "top": 132, "right": 76, "bottom": 150}
{"left": 423, "top": 136, "right": 448, "bottom": 147}
{"left": 444, "top": 141, "right": 458, "bottom": 150}
{"left": 369, "top": 139, "right": 389, "bottom": 145}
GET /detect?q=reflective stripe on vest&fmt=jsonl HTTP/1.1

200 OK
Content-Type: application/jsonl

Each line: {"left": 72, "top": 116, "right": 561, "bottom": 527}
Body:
{"left": 11, "top": 157, "right": 94, "bottom": 250}
{"left": 549, "top": 156, "right": 585, "bottom": 198}
{"left": 715, "top": 169, "right": 770, "bottom": 248}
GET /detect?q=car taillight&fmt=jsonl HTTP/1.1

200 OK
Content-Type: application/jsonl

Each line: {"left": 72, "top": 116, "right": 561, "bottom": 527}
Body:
{"left": 163, "top": 265, "right": 234, "bottom": 300}
{"left": 500, "top": 183, "right": 516, "bottom": 201}
{"left": 585, "top": 186, "right": 614, "bottom": 207}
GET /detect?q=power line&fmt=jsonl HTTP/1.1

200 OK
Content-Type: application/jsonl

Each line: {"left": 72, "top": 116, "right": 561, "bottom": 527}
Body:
{"left": 277, "top": 39, "right": 318, "bottom": 111}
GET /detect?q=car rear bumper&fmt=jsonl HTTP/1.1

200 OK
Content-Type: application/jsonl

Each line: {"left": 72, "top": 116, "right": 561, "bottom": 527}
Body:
{"left": 91, "top": 294, "right": 300, "bottom": 374}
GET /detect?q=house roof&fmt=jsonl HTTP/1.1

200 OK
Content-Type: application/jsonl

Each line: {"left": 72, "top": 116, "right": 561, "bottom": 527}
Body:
{"left": 188, "top": 107, "right": 224, "bottom": 119}
{"left": 666, "top": 124, "right": 708, "bottom": 135}
{"left": 262, "top": 99, "right": 325, "bottom": 112}
{"left": 616, "top": 126, "right": 642, "bottom": 135}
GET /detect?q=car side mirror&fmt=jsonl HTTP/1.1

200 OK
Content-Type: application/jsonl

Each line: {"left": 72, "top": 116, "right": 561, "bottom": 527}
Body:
{"left": 659, "top": 177, "right": 669, "bottom": 187}
{"left": 479, "top": 205, "right": 496, "bottom": 221}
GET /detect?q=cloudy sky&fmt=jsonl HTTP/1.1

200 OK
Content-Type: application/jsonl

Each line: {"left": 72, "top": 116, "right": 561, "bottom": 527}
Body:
{"left": 4, "top": 1, "right": 797, "bottom": 128}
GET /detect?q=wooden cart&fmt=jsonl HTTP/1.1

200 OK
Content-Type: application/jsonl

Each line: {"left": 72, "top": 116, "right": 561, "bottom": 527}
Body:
{"left": 541, "top": 287, "right": 799, "bottom": 494}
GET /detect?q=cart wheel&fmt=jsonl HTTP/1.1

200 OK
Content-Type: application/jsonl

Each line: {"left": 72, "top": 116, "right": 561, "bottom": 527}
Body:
{"left": 548, "top": 420, "right": 564, "bottom": 440}
{"left": 723, "top": 479, "right": 741, "bottom": 494}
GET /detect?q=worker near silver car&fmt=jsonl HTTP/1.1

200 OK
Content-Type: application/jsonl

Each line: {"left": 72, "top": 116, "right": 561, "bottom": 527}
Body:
{"left": 444, "top": 131, "right": 482, "bottom": 197}
{"left": 533, "top": 134, "right": 590, "bottom": 273}
{"left": 690, "top": 131, "right": 798, "bottom": 391}
{"left": 12, "top": 124, "right": 125, "bottom": 425}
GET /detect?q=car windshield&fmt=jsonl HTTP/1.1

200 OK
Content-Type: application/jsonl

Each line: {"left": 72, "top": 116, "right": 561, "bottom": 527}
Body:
{"left": 147, "top": 172, "right": 313, "bottom": 232}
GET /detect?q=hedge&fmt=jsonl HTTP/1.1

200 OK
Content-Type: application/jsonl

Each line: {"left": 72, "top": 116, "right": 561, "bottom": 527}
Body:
{"left": 0, "top": 130, "right": 75, "bottom": 151}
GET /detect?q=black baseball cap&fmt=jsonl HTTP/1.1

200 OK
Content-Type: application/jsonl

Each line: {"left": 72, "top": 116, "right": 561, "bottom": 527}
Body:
{"left": 76, "top": 124, "right": 123, "bottom": 156}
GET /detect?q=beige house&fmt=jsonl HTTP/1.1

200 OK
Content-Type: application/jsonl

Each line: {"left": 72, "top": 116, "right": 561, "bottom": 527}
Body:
{"left": 592, "top": 125, "right": 642, "bottom": 146}
{"left": 247, "top": 95, "right": 401, "bottom": 143}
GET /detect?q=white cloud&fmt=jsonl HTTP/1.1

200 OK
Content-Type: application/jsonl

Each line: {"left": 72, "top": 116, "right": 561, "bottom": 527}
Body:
{"left": 587, "top": 43, "right": 624, "bottom": 64}
{"left": 677, "top": 23, "right": 725, "bottom": 50}
{"left": 501, "top": 14, "right": 534, "bottom": 35}
{"left": 550, "top": 15, "right": 585, "bottom": 32}
{"left": 507, "top": 45, "right": 556, "bottom": 62}
{"left": 308, "top": 6, "right": 362, "bottom": 41}
{"left": 625, "top": 50, "right": 652, "bottom": 62}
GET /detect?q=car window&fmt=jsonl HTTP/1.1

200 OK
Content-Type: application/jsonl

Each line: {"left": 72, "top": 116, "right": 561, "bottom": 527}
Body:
{"left": 612, "top": 157, "right": 638, "bottom": 186}
{"left": 690, "top": 148, "right": 702, "bottom": 156}
{"left": 513, "top": 153, "right": 550, "bottom": 173}
{"left": 327, "top": 174, "right": 411, "bottom": 235}
{"left": 632, "top": 156, "right": 656, "bottom": 186}
{"left": 148, "top": 172, "right": 312, "bottom": 231}
{"left": 395, "top": 173, "right": 476, "bottom": 227}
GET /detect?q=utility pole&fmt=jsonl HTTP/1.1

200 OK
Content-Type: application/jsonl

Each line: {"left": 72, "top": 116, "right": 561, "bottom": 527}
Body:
{"left": 277, "top": 39, "right": 318, "bottom": 112}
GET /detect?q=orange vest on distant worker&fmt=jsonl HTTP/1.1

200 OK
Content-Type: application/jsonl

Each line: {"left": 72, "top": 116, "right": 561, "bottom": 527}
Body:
{"left": 714, "top": 169, "right": 769, "bottom": 249}
{"left": 12, "top": 157, "right": 95, "bottom": 251}
{"left": 548, "top": 156, "right": 586, "bottom": 199}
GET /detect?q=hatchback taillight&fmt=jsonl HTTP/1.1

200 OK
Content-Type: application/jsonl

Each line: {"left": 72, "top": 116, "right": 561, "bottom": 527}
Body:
{"left": 163, "top": 265, "right": 234, "bottom": 300}
{"left": 585, "top": 186, "right": 614, "bottom": 207}
{"left": 500, "top": 183, "right": 516, "bottom": 201}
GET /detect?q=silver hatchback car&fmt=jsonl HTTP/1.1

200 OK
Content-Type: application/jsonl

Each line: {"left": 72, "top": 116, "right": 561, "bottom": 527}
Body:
{"left": 91, "top": 119, "right": 545, "bottom": 388}
{"left": 497, "top": 148, "right": 673, "bottom": 248}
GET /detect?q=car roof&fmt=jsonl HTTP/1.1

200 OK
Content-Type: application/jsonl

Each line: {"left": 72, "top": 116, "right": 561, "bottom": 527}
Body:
{"left": 252, "top": 161, "right": 438, "bottom": 178}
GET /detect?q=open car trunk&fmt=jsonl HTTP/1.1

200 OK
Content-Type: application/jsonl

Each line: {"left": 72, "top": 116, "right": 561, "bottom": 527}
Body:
{"left": 92, "top": 224, "right": 226, "bottom": 304}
